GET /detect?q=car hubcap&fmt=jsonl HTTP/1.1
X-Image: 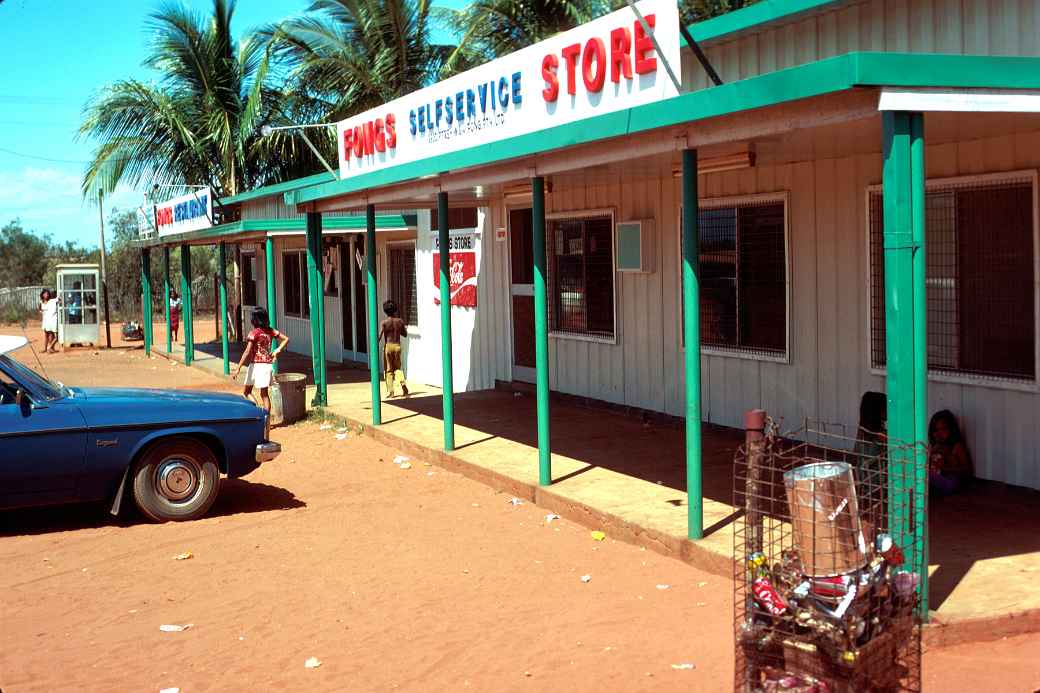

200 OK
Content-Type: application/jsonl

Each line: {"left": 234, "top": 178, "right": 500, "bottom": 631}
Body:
{"left": 157, "top": 457, "right": 201, "bottom": 503}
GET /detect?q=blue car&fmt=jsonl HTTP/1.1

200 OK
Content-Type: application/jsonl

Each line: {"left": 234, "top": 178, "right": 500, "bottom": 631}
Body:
{"left": 0, "top": 335, "right": 280, "bottom": 522}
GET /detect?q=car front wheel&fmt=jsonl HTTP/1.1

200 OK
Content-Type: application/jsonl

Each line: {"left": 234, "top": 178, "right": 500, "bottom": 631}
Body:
{"left": 132, "top": 438, "right": 220, "bottom": 522}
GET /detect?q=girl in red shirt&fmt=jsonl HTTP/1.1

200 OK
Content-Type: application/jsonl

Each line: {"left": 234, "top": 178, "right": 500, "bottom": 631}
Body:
{"left": 233, "top": 308, "right": 288, "bottom": 439}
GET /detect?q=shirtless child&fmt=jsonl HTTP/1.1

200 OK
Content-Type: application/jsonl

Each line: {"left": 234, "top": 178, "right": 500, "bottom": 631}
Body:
{"left": 378, "top": 300, "right": 409, "bottom": 398}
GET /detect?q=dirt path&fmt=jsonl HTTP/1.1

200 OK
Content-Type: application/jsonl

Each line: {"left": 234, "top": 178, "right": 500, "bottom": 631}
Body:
{"left": 1, "top": 333, "right": 1038, "bottom": 692}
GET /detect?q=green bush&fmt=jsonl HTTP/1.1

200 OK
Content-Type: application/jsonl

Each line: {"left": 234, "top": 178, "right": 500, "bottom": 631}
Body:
{"left": 0, "top": 301, "right": 33, "bottom": 328}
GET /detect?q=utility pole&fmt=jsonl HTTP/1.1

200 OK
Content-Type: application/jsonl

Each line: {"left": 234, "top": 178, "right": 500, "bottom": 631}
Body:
{"left": 97, "top": 189, "right": 112, "bottom": 348}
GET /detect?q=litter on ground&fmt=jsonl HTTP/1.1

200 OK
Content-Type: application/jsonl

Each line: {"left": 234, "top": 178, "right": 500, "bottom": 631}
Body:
{"left": 172, "top": 552, "right": 193, "bottom": 561}
{"left": 304, "top": 656, "right": 322, "bottom": 669}
{"left": 399, "top": 462, "right": 412, "bottom": 470}
{"left": 393, "top": 455, "right": 409, "bottom": 465}
{"left": 671, "top": 663, "right": 696, "bottom": 670}
{"left": 656, "top": 584, "right": 670, "bottom": 590}
{"left": 590, "top": 531, "right": 606, "bottom": 541}
{"left": 508, "top": 497, "right": 523, "bottom": 506}
{"left": 335, "top": 433, "right": 348, "bottom": 440}
{"left": 159, "top": 624, "right": 192, "bottom": 632}
{"left": 544, "top": 513, "right": 560, "bottom": 523}
{"left": 580, "top": 574, "right": 592, "bottom": 583}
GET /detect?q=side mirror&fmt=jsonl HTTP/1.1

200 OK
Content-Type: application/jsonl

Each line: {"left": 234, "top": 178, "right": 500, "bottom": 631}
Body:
{"left": 15, "top": 388, "right": 25, "bottom": 407}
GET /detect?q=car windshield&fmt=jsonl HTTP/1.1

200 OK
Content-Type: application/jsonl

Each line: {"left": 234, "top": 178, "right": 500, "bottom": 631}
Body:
{"left": 0, "top": 354, "right": 66, "bottom": 401}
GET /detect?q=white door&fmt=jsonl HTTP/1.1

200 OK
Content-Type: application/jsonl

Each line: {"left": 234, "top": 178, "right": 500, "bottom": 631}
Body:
{"left": 509, "top": 208, "right": 536, "bottom": 383}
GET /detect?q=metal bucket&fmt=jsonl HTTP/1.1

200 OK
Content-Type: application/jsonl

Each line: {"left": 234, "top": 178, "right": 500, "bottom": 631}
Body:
{"left": 270, "top": 373, "right": 307, "bottom": 426}
{"left": 783, "top": 460, "right": 869, "bottom": 577}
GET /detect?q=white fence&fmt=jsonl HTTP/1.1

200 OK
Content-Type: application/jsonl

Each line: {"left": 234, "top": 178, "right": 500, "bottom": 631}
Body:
{"left": 0, "top": 286, "right": 46, "bottom": 312}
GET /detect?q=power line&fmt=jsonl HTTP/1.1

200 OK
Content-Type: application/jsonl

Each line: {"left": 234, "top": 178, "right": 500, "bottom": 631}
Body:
{"left": 0, "top": 145, "right": 90, "bottom": 164}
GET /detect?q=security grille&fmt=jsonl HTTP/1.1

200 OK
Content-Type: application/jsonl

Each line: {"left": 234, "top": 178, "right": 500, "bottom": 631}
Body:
{"left": 683, "top": 197, "right": 787, "bottom": 356}
{"left": 869, "top": 176, "right": 1036, "bottom": 381}
{"left": 388, "top": 244, "right": 417, "bottom": 326}
{"left": 547, "top": 214, "right": 615, "bottom": 339}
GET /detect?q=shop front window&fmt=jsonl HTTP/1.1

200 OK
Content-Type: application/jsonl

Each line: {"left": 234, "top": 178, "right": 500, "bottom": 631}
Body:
{"left": 283, "top": 251, "right": 309, "bottom": 319}
{"left": 548, "top": 214, "right": 615, "bottom": 339}
{"left": 870, "top": 175, "right": 1036, "bottom": 381}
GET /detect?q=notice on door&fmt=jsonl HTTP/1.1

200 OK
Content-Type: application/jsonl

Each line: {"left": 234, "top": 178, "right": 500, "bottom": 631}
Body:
{"left": 433, "top": 232, "right": 477, "bottom": 307}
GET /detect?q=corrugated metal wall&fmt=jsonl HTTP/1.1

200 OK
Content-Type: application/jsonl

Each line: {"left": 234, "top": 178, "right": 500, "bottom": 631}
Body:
{"left": 400, "top": 209, "right": 511, "bottom": 392}
{"left": 535, "top": 126, "right": 1040, "bottom": 490}
{"left": 683, "top": 0, "right": 1040, "bottom": 90}
{"left": 270, "top": 235, "right": 345, "bottom": 361}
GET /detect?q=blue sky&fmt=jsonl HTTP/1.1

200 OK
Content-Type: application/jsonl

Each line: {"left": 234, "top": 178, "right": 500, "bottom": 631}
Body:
{"left": 0, "top": 0, "right": 465, "bottom": 248}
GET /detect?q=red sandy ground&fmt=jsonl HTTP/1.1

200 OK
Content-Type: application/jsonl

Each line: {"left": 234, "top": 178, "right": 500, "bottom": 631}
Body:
{"left": 1, "top": 323, "right": 1038, "bottom": 692}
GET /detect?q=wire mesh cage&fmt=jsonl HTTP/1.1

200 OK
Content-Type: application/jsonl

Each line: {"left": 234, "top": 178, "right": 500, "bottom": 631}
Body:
{"left": 733, "top": 421, "right": 925, "bottom": 693}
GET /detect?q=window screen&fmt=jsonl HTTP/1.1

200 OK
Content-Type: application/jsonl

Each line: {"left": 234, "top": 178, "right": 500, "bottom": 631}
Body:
{"left": 388, "top": 245, "right": 417, "bottom": 326}
{"left": 682, "top": 199, "right": 787, "bottom": 355}
{"left": 283, "top": 251, "right": 310, "bottom": 319}
{"left": 548, "top": 215, "right": 615, "bottom": 338}
{"left": 869, "top": 177, "right": 1036, "bottom": 381}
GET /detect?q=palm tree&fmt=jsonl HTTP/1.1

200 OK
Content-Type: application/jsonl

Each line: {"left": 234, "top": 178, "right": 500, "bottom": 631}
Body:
{"left": 439, "top": 0, "right": 762, "bottom": 75}
{"left": 79, "top": 0, "right": 329, "bottom": 201}
{"left": 436, "top": 0, "right": 612, "bottom": 76}
{"left": 267, "top": 0, "right": 451, "bottom": 124}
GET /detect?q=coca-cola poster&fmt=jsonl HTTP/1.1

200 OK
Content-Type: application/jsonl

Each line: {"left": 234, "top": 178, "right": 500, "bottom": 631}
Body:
{"left": 433, "top": 232, "right": 478, "bottom": 307}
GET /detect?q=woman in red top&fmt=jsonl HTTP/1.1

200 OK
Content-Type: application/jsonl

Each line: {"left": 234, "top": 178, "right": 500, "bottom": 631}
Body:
{"left": 233, "top": 307, "right": 288, "bottom": 439}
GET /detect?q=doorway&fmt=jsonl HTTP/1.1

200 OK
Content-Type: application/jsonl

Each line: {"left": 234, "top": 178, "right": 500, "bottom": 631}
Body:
{"left": 340, "top": 235, "right": 369, "bottom": 364}
{"left": 509, "top": 208, "right": 536, "bottom": 383}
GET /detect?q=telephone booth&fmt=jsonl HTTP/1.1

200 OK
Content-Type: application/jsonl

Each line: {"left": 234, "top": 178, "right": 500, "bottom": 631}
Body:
{"left": 56, "top": 264, "right": 100, "bottom": 347}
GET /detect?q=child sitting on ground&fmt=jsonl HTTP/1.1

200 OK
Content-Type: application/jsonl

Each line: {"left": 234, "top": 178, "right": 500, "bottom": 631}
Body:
{"left": 233, "top": 307, "right": 288, "bottom": 439}
{"left": 929, "top": 410, "right": 973, "bottom": 497}
{"left": 853, "top": 391, "right": 887, "bottom": 510}
{"left": 378, "top": 299, "right": 408, "bottom": 398}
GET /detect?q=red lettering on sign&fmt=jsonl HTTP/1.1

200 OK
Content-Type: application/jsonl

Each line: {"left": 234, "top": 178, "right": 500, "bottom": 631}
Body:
{"left": 582, "top": 37, "right": 606, "bottom": 92}
{"left": 609, "top": 27, "right": 632, "bottom": 82}
{"left": 374, "top": 118, "right": 386, "bottom": 152}
{"left": 344, "top": 112, "right": 397, "bottom": 161}
{"left": 542, "top": 53, "right": 559, "bottom": 102}
{"left": 352, "top": 125, "right": 364, "bottom": 157}
{"left": 561, "top": 43, "right": 581, "bottom": 96}
{"left": 363, "top": 121, "right": 376, "bottom": 156}
{"left": 633, "top": 14, "right": 657, "bottom": 75}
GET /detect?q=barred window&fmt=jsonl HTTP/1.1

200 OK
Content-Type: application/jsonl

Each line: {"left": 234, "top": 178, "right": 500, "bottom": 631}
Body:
{"left": 869, "top": 176, "right": 1036, "bottom": 381}
{"left": 242, "top": 253, "right": 257, "bottom": 306}
{"left": 682, "top": 197, "right": 788, "bottom": 356}
{"left": 388, "top": 244, "right": 417, "bottom": 326}
{"left": 548, "top": 214, "right": 615, "bottom": 339}
{"left": 283, "top": 251, "right": 309, "bottom": 319}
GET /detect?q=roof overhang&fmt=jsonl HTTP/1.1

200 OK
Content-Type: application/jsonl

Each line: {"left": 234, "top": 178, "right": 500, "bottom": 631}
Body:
{"left": 289, "top": 52, "right": 1040, "bottom": 211}
{"left": 147, "top": 214, "right": 418, "bottom": 247}
{"left": 686, "top": 0, "right": 853, "bottom": 45}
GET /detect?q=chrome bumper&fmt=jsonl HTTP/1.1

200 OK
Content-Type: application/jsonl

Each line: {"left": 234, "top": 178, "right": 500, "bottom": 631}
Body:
{"left": 256, "top": 441, "right": 281, "bottom": 463}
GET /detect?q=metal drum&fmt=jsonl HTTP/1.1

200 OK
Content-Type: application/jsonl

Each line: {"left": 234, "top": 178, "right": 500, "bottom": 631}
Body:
{"left": 783, "top": 460, "right": 869, "bottom": 577}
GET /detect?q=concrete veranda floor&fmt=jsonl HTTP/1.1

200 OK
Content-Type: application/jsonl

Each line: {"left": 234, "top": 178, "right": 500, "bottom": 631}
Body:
{"left": 160, "top": 338, "right": 1040, "bottom": 645}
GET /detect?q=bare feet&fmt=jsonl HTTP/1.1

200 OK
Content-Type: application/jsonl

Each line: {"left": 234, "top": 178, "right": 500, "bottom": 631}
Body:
{"left": 401, "top": 383, "right": 409, "bottom": 397}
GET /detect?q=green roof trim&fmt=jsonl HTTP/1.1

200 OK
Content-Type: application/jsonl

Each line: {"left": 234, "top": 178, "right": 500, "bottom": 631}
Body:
{"left": 290, "top": 53, "right": 1040, "bottom": 208}
{"left": 151, "top": 214, "right": 416, "bottom": 246}
{"left": 222, "top": 171, "right": 337, "bottom": 205}
{"left": 686, "top": 0, "right": 848, "bottom": 44}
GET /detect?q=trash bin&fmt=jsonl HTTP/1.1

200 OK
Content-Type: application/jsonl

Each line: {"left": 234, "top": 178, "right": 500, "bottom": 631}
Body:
{"left": 270, "top": 373, "right": 307, "bottom": 426}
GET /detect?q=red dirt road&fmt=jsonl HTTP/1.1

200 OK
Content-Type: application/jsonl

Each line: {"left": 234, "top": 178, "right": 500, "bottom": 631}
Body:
{"left": 1, "top": 328, "right": 1038, "bottom": 691}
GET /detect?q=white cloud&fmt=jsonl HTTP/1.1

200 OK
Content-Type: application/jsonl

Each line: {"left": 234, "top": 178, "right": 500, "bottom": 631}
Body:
{"left": 0, "top": 166, "right": 146, "bottom": 245}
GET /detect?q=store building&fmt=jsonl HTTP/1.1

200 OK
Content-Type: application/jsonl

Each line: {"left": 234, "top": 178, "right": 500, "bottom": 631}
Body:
{"left": 144, "top": 0, "right": 1040, "bottom": 609}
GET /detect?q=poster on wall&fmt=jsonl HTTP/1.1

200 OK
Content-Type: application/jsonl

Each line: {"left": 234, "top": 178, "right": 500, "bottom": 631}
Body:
{"left": 432, "top": 232, "right": 477, "bottom": 307}
{"left": 323, "top": 243, "right": 339, "bottom": 297}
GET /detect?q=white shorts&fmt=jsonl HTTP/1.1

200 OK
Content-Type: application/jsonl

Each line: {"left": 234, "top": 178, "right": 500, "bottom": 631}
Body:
{"left": 245, "top": 363, "right": 273, "bottom": 388}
